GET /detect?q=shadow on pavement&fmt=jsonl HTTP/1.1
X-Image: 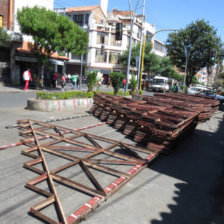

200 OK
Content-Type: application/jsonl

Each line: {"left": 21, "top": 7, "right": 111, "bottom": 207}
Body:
{"left": 149, "top": 111, "right": 224, "bottom": 224}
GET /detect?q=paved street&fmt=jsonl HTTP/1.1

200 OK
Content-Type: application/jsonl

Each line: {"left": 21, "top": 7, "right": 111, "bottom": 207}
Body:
{"left": 0, "top": 88, "right": 223, "bottom": 224}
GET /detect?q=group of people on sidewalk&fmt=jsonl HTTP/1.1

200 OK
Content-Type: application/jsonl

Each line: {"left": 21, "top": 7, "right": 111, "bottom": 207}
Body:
{"left": 22, "top": 69, "right": 80, "bottom": 92}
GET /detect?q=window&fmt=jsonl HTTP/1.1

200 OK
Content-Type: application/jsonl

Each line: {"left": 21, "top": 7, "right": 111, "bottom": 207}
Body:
{"left": 146, "top": 31, "right": 153, "bottom": 42}
{"left": 137, "top": 27, "right": 141, "bottom": 39}
{"left": 154, "top": 41, "right": 166, "bottom": 53}
{"left": 85, "top": 14, "right": 89, "bottom": 25}
{"left": 95, "top": 50, "right": 107, "bottom": 63}
{"left": 109, "top": 52, "right": 119, "bottom": 64}
{"left": 110, "top": 34, "right": 116, "bottom": 46}
{"left": 97, "top": 32, "right": 108, "bottom": 45}
{"left": 83, "top": 53, "right": 88, "bottom": 61}
{"left": 73, "top": 14, "right": 83, "bottom": 26}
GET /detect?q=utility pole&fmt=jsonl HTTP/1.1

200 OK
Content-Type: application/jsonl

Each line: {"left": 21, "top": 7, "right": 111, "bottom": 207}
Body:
{"left": 125, "top": 0, "right": 141, "bottom": 92}
{"left": 137, "top": 0, "right": 145, "bottom": 90}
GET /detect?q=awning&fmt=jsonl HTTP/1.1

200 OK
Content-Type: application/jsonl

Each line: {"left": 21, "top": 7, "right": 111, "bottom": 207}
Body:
{"left": 17, "top": 41, "right": 69, "bottom": 61}
{"left": 50, "top": 59, "right": 64, "bottom": 66}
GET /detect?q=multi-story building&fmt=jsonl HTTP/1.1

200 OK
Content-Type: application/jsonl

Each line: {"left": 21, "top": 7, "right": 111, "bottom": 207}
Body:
{"left": 55, "top": 0, "right": 166, "bottom": 83}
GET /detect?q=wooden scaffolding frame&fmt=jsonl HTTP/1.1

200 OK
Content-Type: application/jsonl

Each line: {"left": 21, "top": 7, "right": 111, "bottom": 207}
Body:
{"left": 18, "top": 119, "right": 157, "bottom": 223}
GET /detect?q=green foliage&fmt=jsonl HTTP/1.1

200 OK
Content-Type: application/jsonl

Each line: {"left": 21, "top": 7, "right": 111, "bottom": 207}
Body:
{"left": 134, "top": 90, "right": 143, "bottom": 95}
{"left": 109, "top": 72, "right": 125, "bottom": 95}
{"left": 86, "top": 71, "right": 98, "bottom": 92}
{"left": 166, "top": 19, "right": 223, "bottom": 86}
{"left": 36, "top": 90, "right": 129, "bottom": 100}
{"left": 36, "top": 91, "right": 94, "bottom": 100}
{"left": 182, "top": 85, "right": 188, "bottom": 93}
{"left": 130, "top": 75, "right": 138, "bottom": 91}
{"left": 0, "top": 28, "right": 11, "bottom": 46}
{"left": 144, "top": 53, "right": 160, "bottom": 73}
{"left": 17, "top": 6, "right": 88, "bottom": 87}
{"left": 191, "top": 76, "right": 199, "bottom": 84}
{"left": 95, "top": 90, "right": 130, "bottom": 96}
{"left": 119, "top": 42, "right": 160, "bottom": 74}
{"left": 17, "top": 6, "right": 88, "bottom": 56}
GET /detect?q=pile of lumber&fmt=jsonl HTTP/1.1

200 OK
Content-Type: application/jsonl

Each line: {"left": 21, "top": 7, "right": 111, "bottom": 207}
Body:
{"left": 91, "top": 93, "right": 216, "bottom": 153}
{"left": 153, "top": 93, "right": 220, "bottom": 122}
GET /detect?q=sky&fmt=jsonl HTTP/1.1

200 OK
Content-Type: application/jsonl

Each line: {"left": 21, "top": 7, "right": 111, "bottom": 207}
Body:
{"left": 54, "top": 0, "right": 224, "bottom": 44}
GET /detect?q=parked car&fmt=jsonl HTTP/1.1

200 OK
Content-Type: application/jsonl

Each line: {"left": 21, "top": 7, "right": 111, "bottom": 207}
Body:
{"left": 187, "top": 86, "right": 208, "bottom": 95}
{"left": 188, "top": 86, "right": 224, "bottom": 103}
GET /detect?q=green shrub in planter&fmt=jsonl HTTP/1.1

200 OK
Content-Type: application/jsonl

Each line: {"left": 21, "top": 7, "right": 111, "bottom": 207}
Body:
{"left": 130, "top": 75, "right": 138, "bottom": 91}
{"left": 109, "top": 72, "right": 125, "bottom": 95}
{"left": 36, "top": 91, "right": 94, "bottom": 100}
{"left": 86, "top": 71, "right": 98, "bottom": 92}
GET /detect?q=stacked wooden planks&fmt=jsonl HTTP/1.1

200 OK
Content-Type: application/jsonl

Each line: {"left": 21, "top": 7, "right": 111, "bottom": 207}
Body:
{"left": 91, "top": 93, "right": 220, "bottom": 154}
{"left": 153, "top": 93, "right": 220, "bottom": 122}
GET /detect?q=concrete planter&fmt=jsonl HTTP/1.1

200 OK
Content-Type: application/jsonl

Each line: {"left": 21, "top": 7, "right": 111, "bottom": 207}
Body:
{"left": 27, "top": 98, "right": 93, "bottom": 112}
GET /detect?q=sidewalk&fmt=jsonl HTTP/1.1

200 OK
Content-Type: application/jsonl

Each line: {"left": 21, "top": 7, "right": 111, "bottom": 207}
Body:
{"left": 0, "top": 84, "right": 115, "bottom": 93}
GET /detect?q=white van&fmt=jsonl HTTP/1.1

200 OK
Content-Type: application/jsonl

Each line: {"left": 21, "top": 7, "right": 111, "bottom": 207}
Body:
{"left": 152, "top": 76, "right": 169, "bottom": 92}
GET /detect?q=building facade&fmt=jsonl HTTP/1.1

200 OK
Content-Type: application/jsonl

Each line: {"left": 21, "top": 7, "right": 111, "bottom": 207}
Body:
{"left": 55, "top": 0, "right": 166, "bottom": 83}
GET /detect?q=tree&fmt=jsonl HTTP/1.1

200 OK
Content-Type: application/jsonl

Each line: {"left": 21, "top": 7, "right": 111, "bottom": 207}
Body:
{"left": 158, "top": 57, "right": 183, "bottom": 80}
{"left": 166, "top": 19, "right": 223, "bottom": 86}
{"left": 17, "top": 6, "right": 88, "bottom": 87}
{"left": 0, "top": 28, "right": 11, "bottom": 46}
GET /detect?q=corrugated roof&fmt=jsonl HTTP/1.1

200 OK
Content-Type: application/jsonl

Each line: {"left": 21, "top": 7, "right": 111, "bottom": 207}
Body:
{"left": 17, "top": 41, "right": 69, "bottom": 61}
{"left": 67, "top": 5, "right": 100, "bottom": 13}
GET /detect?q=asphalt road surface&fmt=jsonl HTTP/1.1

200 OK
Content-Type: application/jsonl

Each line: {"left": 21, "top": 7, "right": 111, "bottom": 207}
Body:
{"left": 0, "top": 93, "right": 223, "bottom": 224}
{"left": 0, "top": 92, "right": 36, "bottom": 108}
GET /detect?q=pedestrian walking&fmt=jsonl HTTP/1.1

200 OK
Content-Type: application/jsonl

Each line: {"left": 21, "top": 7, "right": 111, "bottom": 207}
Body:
{"left": 67, "top": 74, "right": 72, "bottom": 84}
{"left": 71, "top": 73, "right": 78, "bottom": 90}
{"left": 23, "top": 68, "right": 32, "bottom": 91}
{"left": 52, "top": 72, "right": 58, "bottom": 88}
{"left": 123, "top": 79, "right": 127, "bottom": 88}
{"left": 61, "top": 74, "right": 66, "bottom": 92}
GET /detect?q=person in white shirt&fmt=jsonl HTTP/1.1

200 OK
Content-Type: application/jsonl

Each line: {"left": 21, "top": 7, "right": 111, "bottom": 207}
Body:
{"left": 23, "top": 68, "right": 32, "bottom": 91}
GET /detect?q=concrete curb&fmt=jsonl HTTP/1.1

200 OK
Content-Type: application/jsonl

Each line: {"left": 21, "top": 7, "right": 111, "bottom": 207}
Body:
{"left": 27, "top": 98, "right": 93, "bottom": 112}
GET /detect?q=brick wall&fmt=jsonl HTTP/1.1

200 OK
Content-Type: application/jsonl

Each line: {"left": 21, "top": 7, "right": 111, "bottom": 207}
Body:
{"left": 0, "top": 0, "right": 9, "bottom": 29}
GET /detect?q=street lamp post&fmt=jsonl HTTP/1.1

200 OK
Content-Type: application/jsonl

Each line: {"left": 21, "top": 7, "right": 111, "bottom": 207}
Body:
{"left": 180, "top": 39, "right": 190, "bottom": 88}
